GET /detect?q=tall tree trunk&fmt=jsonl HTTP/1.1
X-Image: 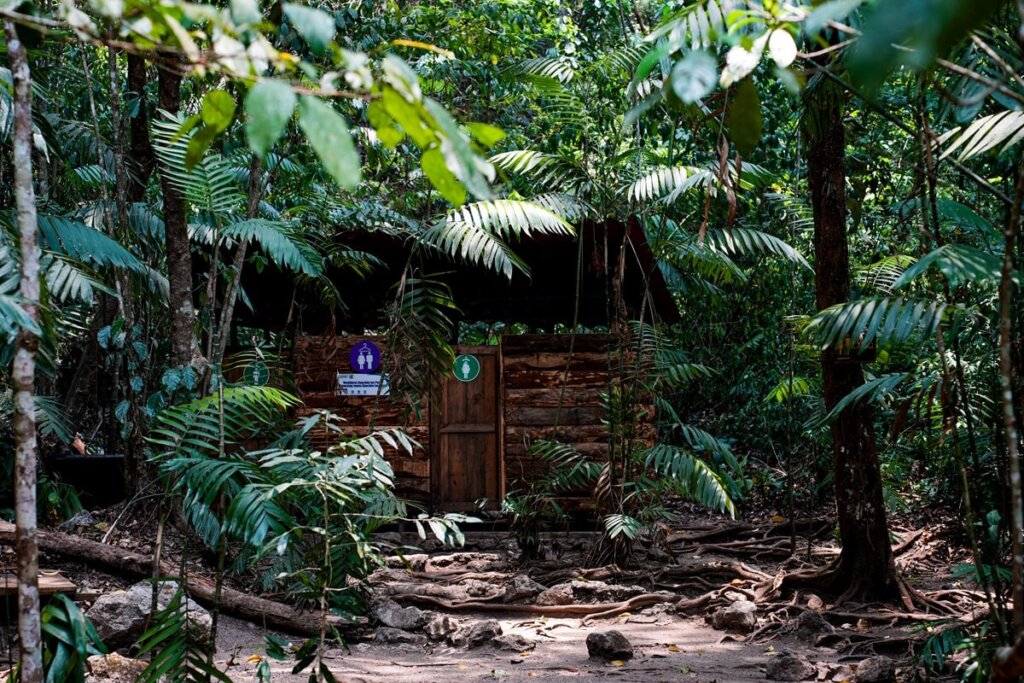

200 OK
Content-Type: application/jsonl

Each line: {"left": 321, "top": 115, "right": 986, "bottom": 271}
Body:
{"left": 157, "top": 64, "right": 196, "bottom": 366}
{"left": 126, "top": 54, "right": 155, "bottom": 203}
{"left": 5, "top": 20, "right": 43, "bottom": 683}
{"left": 804, "top": 75, "right": 900, "bottom": 602}
{"left": 1002, "top": 160, "right": 1024, "bottom": 636}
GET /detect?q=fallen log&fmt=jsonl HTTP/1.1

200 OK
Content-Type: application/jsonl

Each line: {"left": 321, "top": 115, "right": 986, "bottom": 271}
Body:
{"left": 0, "top": 521, "right": 350, "bottom": 635}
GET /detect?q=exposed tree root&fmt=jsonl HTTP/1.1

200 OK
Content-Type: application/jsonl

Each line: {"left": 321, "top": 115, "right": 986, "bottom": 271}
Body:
{"left": 391, "top": 592, "right": 676, "bottom": 620}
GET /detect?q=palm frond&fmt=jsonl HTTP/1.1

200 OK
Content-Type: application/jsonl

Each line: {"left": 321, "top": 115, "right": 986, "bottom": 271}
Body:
{"left": 806, "top": 296, "right": 949, "bottom": 350}
{"left": 510, "top": 57, "right": 575, "bottom": 83}
{"left": 643, "top": 443, "right": 736, "bottom": 516}
{"left": 812, "top": 372, "right": 910, "bottom": 428}
{"left": 893, "top": 243, "right": 1011, "bottom": 289}
{"left": 941, "top": 109, "right": 1024, "bottom": 161}
{"left": 220, "top": 219, "right": 323, "bottom": 276}
{"left": 705, "top": 228, "right": 812, "bottom": 270}
{"left": 855, "top": 255, "right": 916, "bottom": 294}
{"left": 152, "top": 113, "right": 245, "bottom": 218}
{"left": 490, "top": 150, "right": 588, "bottom": 193}
{"left": 418, "top": 200, "right": 573, "bottom": 279}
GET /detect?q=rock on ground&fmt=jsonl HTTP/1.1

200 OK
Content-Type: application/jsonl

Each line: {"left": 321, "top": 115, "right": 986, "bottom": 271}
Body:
{"left": 535, "top": 583, "right": 574, "bottom": 606}
{"left": 86, "top": 581, "right": 211, "bottom": 650}
{"left": 493, "top": 633, "right": 535, "bottom": 652}
{"left": 374, "top": 627, "right": 426, "bottom": 645}
{"left": 85, "top": 654, "right": 148, "bottom": 683}
{"left": 371, "top": 599, "right": 429, "bottom": 631}
{"left": 709, "top": 599, "right": 758, "bottom": 633}
{"left": 424, "top": 614, "right": 459, "bottom": 641}
{"left": 586, "top": 630, "right": 634, "bottom": 660}
{"left": 855, "top": 656, "right": 896, "bottom": 683}
{"left": 793, "top": 610, "right": 831, "bottom": 640}
{"left": 766, "top": 651, "right": 816, "bottom": 681}
{"left": 503, "top": 575, "right": 547, "bottom": 602}
{"left": 452, "top": 619, "right": 503, "bottom": 648}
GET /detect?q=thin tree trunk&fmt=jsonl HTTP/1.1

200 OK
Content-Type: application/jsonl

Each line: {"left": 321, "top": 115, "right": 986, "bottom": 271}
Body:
{"left": 5, "top": 20, "right": 43, "bottom": 683}
{"left": 804, "top": 74, "right": 900, "bottom": 602}
{"left": 1001, "top": 159, "right": 1024, "bottom": 636}
{"left": 157, "top": 63, "right": 196, "bottom": 366}
{"left": 214, "top": 155, "right": 261, "bottom": 366}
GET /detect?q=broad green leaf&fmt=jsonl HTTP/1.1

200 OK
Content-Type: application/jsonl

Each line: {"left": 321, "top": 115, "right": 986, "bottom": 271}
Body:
{"left": 422, "top": 148, "right": 466, "bottom": 206}
{"left": 297, "top": 97, "right": 360, "bottom": 189}
{"left": 670, "top": 51, "right": 717, "bottom": 104}
{"left": 283, "top": 3, "right": 335, "bottom": 54}
{"left": 201, "top": 90, "right": 236, "bottom": 132}
{"left": 230, "top": 0, "right": 260, "bottom": 25}
{"left": 804, "top": 0, "right": 864, "bottom": 35}
{"left": 245, "top": 80, "right": 296, "bottom": 159}
{"left": 466, "top": 122, "right": 506, "bottom": 148}
{"left": 725, "top": 79, "right": 762, "bottom": 157}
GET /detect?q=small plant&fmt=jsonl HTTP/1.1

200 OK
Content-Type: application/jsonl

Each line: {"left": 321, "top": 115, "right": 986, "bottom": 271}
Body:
{"left": 8, "top": 594, "right": 107, "bottom": 683}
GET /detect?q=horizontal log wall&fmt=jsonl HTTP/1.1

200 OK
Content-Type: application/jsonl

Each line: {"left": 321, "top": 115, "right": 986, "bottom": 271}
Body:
{"left": 501, "top": 335, "right": 613, "bottom": 504}
{"left": 293, "top": 335, "right": 429, "bottom": 502}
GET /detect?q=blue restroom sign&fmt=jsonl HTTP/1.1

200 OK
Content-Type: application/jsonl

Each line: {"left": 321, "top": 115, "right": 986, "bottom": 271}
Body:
{"left": 349, "top": 340, "right": 381, "bottom": 373}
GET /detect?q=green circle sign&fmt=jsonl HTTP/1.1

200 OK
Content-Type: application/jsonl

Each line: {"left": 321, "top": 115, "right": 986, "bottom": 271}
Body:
{"left": 453, "top": 354, "right": 480, "bottom": 382}
{"left": 243, "top": 361, "right": 270, "bottom": 387}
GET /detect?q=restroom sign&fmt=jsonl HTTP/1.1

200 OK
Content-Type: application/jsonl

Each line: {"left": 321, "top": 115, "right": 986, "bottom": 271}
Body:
{"left": 454, "top": 354, "right": 480, "bottom": 382}
{"left": 349, "top": 340, "right": 381, "bottom": 373}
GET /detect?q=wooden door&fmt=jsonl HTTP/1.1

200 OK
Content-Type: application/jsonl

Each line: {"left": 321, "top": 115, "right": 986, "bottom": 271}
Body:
{"left": 432, "top": 346, "right": 502, "bottom": 510}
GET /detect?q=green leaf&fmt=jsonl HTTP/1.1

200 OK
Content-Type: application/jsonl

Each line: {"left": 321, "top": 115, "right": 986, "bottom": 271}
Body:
{"left": 421, "top": 148, "right": 466, "bottom": 206}
{"left": 245, "top": 80, "right": 297, "bottom": 159}
{"left": 297, "top": 97, "right": 361, "bottom": 189}
{"left": 230, "top": 0, "right": 261, "bottom": 25}
{"left": 846, "top": 0, "right": 1000, "bottom": 94}
{"left": 201, "top": 90, "right": 236, "bottom": 132}
{"left": 283, "top": 3, "right": 335, "bottom": 54}
{"left": 466, "top": 122, "right": 507, "bottom": 148}
{"left": 669, "top": 51, "right": 717, "bottom": 104}
{"left": 725, "top": 79, "right": 762, "bottom": 157}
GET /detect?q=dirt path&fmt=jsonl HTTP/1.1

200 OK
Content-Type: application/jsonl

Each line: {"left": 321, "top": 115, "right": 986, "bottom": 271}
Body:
{"left": 216, "top": 612, "right": 774, "bottom": 682}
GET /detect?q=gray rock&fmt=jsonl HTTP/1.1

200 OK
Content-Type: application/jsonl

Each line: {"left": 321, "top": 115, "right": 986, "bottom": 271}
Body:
{"left": 493, "top": 633, "right": 535, "bottom": 652}
{"left": 766, "top": 651, "right": 816, "bottom": 681}
{"left": 586, "top": 630, "right": 633, "bottom": 660}
{"left": 503, "top": 575, "right": 547, "bottom": 603}
{"left": 85, "top": 654, "right": 149, "bottom": 683}
{"left": 535, "top": 583, "right": 574, "bottom": 606}
{"left": 58, "top": 510, "right": 96, "bottom": 532}
{"left": 855, "top": 656, "right": 896, "bottom": 683}
{"left": 371, "top": 599, "right": 429, "bottom": 631}
{"left": 794, "top": 610, "right": 831, "bottom": 640}
{"left": 374, "top": 627, "right": 426, "bottom": 645}
{"left": 424, "top": 614, "right": 459, "bottom": 641}
{"left": 452, "top": 619, "right": 503, "bottom": 648}
{"left": 86, "top": 581, "right": 211, "bottom": 649}
{"left": 709, "top": 599, "right": 758, "bottom": 633}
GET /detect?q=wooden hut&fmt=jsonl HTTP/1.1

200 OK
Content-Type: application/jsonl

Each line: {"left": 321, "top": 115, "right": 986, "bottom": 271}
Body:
{"left": 240, "top": 219, "right": 677, "bottom": 511}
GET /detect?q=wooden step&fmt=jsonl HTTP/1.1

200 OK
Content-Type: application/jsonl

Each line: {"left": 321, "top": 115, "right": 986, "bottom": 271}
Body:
{"left": 0, "top": 572, "right": 77, "bottom": 597}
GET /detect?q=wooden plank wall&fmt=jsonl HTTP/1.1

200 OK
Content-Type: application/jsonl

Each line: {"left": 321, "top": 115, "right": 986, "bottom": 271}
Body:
{"left": 292, "top": 335, "right": 430, "bottom": 503}
{"left": 501, "top": 335, "right": 613, "bottom": 501}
